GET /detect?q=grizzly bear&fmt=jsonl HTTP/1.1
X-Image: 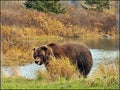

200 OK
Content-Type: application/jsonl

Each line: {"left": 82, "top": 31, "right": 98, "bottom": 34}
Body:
{"left": 33, "top": 42, "right": 93, "bottom": 77}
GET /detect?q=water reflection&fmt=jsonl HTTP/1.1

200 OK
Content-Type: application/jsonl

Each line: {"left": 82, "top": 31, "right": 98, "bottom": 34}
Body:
{"left": 32, "top": 37, "right": 118, "bottom": 50}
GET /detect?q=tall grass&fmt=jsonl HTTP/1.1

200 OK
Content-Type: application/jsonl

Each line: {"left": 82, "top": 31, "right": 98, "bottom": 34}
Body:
{"left": 36, "top": 57, "right": 78, "bottom": 80}
{"left": 90, "top": 57, "right": 119, "bottom": 88}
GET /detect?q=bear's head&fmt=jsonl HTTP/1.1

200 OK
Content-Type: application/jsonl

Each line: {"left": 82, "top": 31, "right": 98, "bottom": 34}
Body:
{"left": 33, "top": 45, "right": 53, "bottom": 66}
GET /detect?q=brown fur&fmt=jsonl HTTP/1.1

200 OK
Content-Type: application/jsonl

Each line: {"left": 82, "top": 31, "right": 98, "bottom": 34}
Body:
{"left": 33, "top": 42, "right": 93, "bottom": 77}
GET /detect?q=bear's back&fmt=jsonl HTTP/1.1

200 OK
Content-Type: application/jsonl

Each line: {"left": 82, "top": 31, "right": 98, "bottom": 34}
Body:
{"left": 47, "top": 42, "right": 90, "bottom": 59}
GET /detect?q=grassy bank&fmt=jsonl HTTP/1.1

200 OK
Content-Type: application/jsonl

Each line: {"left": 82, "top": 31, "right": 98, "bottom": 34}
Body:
{"left": 2, "top": 75, "right": 118, "bottom": 89}
{"left": 2, "top": 57, "right": 119, "bottom": 89}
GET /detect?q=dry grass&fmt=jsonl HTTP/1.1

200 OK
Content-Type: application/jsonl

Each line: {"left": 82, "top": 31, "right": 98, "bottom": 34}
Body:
{"left": 46, "top": 57, "right": 78, "bottom": 80}
{"left": 36, "top": 57, "right": 78, "bottom": 80}
{"left": 89, "top": 57, "right": 119, "bottom": 88}
{"left": 1, "top": 25, "right": 34, "bottom": 66}
{"left": 94, "top": 57, "right": 119, "bottom": 78}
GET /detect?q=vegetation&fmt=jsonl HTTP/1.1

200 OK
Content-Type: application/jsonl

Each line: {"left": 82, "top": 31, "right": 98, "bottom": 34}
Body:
{"left": 24, "top": 0, "right": 66, "bottom": 14}
{"left": 35, "top": 57, "right": 78, "bottom": 81}
{"left": 84, "top": 0, "right": 110, "bottom": 11}
{"left": 2, "top": 76, "right": 118, "bottom": 89}
{"left": 1, "top": 1, "right": 119, "bottom": 90}
{"left": 2, "top": 57, "right": 119, "bottom": 89}
{"left": 45, "top": 57, "right": 77, "bottom": 80}
{"left": 1, "top": 1, "right": 117, "bottom": 66}
{"left": 1, "top": 1, "right": 119, "bottom": 89}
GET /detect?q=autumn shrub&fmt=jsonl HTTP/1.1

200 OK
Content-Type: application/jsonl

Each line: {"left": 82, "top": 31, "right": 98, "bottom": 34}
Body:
{"left": 1, "top": 4, "right": 66, "bottom": 36}
{"left": 2, "top": 46, "right": 33, "bottom": 66}
{"left": 1, "top": 25, "right": 34, "bottom": 53}
{"left": 1, "top": 1, "right": 117, "bottom": 37}
{"left": 55, "top": 7, "right": 116, "bottom": 34}
{"left": 90, "top": 57, "right": 119, "bottom": 88}
{"left": 45, "top": 57, "right": 78, "bottom": 80}
{"left": 1, "top": 25, "right": 35, "bottom": 66}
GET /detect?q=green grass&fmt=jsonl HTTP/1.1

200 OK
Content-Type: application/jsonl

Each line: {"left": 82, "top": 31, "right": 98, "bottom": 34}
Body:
{"left": 2, "top": 76, "right": 118, "bottom": 89}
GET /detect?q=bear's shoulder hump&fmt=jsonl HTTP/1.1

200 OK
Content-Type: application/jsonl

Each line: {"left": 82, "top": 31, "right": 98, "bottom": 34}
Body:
{"left": 47, "top": 43, "right": 56, "bottom": 47}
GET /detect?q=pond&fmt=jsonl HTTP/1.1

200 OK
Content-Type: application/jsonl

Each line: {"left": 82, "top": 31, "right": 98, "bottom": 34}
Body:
{"left": 2, "top": 37, "right": 119, "bottom": 79}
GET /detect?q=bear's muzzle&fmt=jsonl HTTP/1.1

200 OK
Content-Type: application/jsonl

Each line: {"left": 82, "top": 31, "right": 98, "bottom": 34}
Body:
{"left": 34, "top": 57, "right": 43, "bottom": 65}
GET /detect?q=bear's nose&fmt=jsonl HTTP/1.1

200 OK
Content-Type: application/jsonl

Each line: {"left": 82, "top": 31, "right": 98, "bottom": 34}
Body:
{"left": 35, "top": 61, "right": 38, "bottom": 64}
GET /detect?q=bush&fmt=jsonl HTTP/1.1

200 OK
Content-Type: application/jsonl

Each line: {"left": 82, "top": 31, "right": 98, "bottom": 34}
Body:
{"left": 1, "top": 25, "right": 34, "bottom": 66}
{"left": 46, "top": 57, "right": 78, "bottom": 80}
{"left": 55, "top": 7, "right": 116, "bottom": 34}
{"left": 1, "top": 1, "right": 116, "bottom": 37}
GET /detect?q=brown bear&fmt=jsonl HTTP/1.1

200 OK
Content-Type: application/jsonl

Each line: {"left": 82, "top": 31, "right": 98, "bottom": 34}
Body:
{"left": 33, "top": 42, "right": 93, "bottom": 77}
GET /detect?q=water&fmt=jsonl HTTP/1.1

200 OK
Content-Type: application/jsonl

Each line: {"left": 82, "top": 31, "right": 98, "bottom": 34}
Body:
{"left": 2, "top": 37, "right": 119, "bottom": 79}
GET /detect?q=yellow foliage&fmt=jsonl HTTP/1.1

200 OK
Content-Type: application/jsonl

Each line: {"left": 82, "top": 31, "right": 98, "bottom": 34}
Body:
{"left": 46, "top": 57, "right": 77, "bottom": 79}
{"left": 93, "top": 60, "right": 119, "bottom": 79}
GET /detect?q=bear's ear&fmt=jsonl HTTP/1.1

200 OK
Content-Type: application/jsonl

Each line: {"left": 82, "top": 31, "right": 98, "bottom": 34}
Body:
{"left": 41, "top": 45, "right": 48, "bottom": 51}
{"left": 33, "top": 48, "right": 36, "bottom": 51}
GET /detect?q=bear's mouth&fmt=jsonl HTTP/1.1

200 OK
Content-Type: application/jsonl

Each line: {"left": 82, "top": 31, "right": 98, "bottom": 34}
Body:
{"left": 34, "top": 57, "right": 43, "bottom": 65}
{"left": 35, "top": 61, "right": 43, "bottom": 65}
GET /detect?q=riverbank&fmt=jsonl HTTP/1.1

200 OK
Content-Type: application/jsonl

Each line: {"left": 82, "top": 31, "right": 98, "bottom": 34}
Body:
{"left": 2, "top": 56, "right": 119, "bottom": 89}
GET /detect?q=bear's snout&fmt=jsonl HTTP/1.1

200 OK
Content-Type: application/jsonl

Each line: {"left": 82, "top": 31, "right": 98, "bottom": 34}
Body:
{"left": 34, "top": 60, "right": 43, "bottom": 65}
{"left": 34, "top": 57, "right": 43, "bottom": 65}
{"left": 35, "top": 61, "right": 38, "bottom": 64}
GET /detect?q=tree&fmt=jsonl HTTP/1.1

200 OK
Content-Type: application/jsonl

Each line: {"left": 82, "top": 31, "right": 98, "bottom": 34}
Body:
{"left": 24, "top": 0, "right": 66, "bottom": 14}
{"left": 81, "top": 0, "right": 110, "bottom": 11}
